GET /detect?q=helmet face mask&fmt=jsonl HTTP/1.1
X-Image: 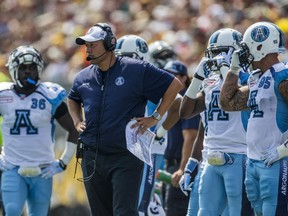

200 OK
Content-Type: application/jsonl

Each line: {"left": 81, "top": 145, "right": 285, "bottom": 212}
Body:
{"left": 114, "top": 51, "right": 141, "bottom": 60}
{"left": 205, "top": 47, "right": 231, "bottom": 59}
{"left": 242, "top": 22, "right": 285, "bottom": 62}
{"left": 17, "top": 63, "right": 39, "bottom": 90}
{"left": 7, "top": 45, "right": 44, "bottom": 89}
{"left": 115, "top": 35, "right": 149, "bottom": 62}
{"left": 237, "top": 42, "right": 254, "bottom": 72}
{"left": 205, "top": 28, "right": 243, "bottom": 71}
{"left": 148, "top": 41, "right": 176, "bottom": 69}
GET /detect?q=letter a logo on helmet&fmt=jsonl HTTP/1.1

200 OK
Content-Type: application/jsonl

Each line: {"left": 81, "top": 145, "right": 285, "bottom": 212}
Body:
{"left": 136, "top": 39, "right": 149, "bottom": 54}
{"left": 243, "top": 22, "right": 285, "bottom": 61}
{"left": 251, "top": 25, "right": 270, "bottom": 42}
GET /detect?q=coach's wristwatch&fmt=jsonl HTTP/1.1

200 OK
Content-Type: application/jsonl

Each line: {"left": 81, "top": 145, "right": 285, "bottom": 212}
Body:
{"left": 152, "top": 112, "right": 162, "bottom": 121}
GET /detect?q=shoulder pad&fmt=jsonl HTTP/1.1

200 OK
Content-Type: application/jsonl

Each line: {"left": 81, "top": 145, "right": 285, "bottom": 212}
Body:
{"left": 38, "top": 82, "right": 66, "bottom": 100}
{"left": 0, "top": 82, "right": 13, "bottom": 92}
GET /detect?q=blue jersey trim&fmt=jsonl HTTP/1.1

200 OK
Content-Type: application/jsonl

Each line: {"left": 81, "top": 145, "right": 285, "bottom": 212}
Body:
{"left": 272, "top": 67, "right": 288, "bottom": 133}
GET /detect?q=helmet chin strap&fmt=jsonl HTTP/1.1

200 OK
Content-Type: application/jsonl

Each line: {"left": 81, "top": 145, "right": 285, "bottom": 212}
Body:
{"left": 16, "top": 79, "right": 24, "bottom": 88}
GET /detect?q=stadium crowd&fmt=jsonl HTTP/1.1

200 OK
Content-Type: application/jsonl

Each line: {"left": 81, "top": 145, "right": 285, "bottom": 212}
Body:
{"left": 0, "top": 0, "right": 288, "bottom": 88}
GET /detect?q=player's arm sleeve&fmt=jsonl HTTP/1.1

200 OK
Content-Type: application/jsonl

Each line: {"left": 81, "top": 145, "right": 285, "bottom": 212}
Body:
{"left": 54, "top": 102, "right": 68, "bottom": 119}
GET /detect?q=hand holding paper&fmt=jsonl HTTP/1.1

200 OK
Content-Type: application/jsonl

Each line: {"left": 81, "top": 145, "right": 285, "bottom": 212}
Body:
{"left": 126, "top": 119, "right": 155, "bottom": 167}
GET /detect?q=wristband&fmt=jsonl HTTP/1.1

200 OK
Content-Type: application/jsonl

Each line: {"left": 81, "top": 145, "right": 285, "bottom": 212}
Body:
{"left": 185, "top": 157, "right": 199, "bottom": 173}
{"left": 219, "top": 65, "right": 229, "bottom": 80}
{"left": 189, "top": 157, "right": 199, "bottom": 163}
{"left": 230, "top": 66, "right": 241, "bottom": 76}
{"left": 60, "top": 141, "right": 77, "bottom": 165}
{"left": 194, "top": 73, "right": 204, "bottom": 81}
{"left": 156, "top": 125, "right": 167, "bottom": 138}
{"left": 185, "top": 78, "right": 202, "bottom": 99}
{"left": 187, "top": 157, "right": 199, "bottom": 166}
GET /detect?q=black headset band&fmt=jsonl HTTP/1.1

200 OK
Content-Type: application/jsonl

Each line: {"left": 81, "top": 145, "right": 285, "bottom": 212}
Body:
{"left": 93, "top": 23, "right": 116, "bottom": 51}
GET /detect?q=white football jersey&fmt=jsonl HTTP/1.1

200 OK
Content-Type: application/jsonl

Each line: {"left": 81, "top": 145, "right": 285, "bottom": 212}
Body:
{"left": 200, "top": 111, "right": 208, "bottom": 169}
{"left": 0, "top": 82, "right": 66, "bottom": 166}
{"left": 203, "top": 73, "right": 248, "bottom": 154}
{"left": 247, "top": 62, "right": 288, "bottom": 160}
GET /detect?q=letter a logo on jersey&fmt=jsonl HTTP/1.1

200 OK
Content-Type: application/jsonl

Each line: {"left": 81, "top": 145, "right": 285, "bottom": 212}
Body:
{"left": 10, "top": 110, "right": 38, "bottom": 135}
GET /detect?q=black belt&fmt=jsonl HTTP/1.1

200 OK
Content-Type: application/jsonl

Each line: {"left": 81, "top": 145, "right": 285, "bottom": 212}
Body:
{"left": 166, "top": 158, "right": 181, "bottom": 167}
{"left": 83, "top": 145, "right": 113, "bottom": 155}
{"left": 84, "top": 145, "right": 97, "bottom": 152}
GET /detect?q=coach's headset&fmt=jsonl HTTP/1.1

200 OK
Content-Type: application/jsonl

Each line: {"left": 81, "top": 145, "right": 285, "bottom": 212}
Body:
{"left": 94, "top": 23, "right": 117, "bottom": 51}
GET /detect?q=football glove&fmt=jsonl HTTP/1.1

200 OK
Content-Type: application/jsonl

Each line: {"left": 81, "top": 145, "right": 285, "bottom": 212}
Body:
{"left": 262, "top": 140, "right": 288, "bottom": 166}
{"left": 185, "top": 57, "right": 209, "bottom": 99}
{"left": 194, "top": 57, "right": 210, "bottom": 80}
{"left": 214, "top": 47, "right": 234, "bottom": 69}
{"left": 179, "top": 157, "right": 198, "bottom": 196}
{"left": 230, "top": 50, "right": 242, "bottom": 75}
{"left": 41, "top": 159, "right": 66, "bottom": 179}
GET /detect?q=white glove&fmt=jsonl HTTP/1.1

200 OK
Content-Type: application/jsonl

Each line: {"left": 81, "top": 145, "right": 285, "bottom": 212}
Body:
{"left": 179, "top": 157, "right": 198, "bottom": 196}
{"left": 194, "top": 57, "right": 210, "bottom": 80}
{"left": 185, "top": 57, "right": 210, "bottom": 99}
{"left": 214, "top": 47, "right": 234, "bottom": 69}
{"left": 41, "top": 160, "right": 66, "bottom": 179}
{"left": 179, "top": 174, "right": 191, "bottom": 196}
{"left": 230, "top": 50, "right": 242, "bottom": 75}
{"left": 262, "top": 140, "right": 288, "bottom": 166}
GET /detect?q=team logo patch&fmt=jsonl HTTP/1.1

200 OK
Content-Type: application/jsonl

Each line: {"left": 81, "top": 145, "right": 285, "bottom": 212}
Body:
{"left": 233, "top": 31, "right": 243, "bottom": 44}
{"left": 136, "top": 38, "right": 148, "bottom": 54}
{"left": 115, "top": 76, "right": 124, "bottom": 86}
{"left": 0, "top": 96, "right": 13, "bottom": 103}
{"left": 203, "top": 77, "right": 219, "bottom": 89}
{"left": 81, "top": 83, "right": 90, "bottom": 88}
{"left": 251, "top": 25, "right": 270, "bottom": 42}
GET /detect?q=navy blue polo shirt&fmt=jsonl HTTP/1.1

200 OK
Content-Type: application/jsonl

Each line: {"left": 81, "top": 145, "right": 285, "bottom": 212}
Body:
{"left": 68, "top": 57, "right": 174, "bottom": 153}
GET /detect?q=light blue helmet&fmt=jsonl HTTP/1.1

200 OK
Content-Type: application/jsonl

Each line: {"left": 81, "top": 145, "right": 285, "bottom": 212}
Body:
{"left": 115, "top": 35, "right": 149, "bottom": 61}
{"left": 206, "top": 28, "right": 243, "bottom": 58}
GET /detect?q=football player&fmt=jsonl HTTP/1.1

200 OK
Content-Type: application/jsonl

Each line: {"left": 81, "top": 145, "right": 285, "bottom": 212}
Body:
{"left": 220, "top": 21, "right": 288, "bottom": 216}
{"left": 0, "top": 45, "right": 78, "bottom": 216}
{"left": 180, "top": 28, "right": 253, "bottom": 216}
{"left": 148, "top": 40, "right": 176, "bottom": 69}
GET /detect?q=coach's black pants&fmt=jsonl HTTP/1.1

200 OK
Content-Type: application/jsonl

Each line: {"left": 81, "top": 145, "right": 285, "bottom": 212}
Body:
{"left": 82, "top": 150, "right": 143, "bottom": 216}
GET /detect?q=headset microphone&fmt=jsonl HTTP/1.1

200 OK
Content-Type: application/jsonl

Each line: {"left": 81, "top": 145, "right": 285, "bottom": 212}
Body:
{"left": 86, "top": 51, "right": 109, "bottom": 61}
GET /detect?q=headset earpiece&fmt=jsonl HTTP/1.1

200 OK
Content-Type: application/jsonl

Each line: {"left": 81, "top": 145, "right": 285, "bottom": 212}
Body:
{"left": 94, "top": 23, "right": 117, "bottom": 51}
